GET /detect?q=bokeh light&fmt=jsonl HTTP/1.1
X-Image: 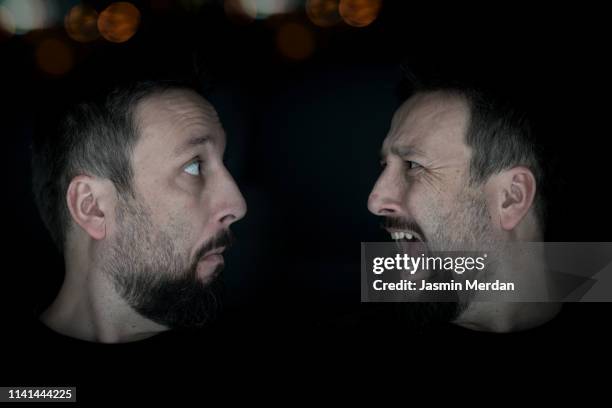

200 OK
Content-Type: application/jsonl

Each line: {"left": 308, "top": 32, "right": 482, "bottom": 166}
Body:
{"left": 64, "top": 4, "right": 99, "bottom": 43}
{"left": 339, "top": 0, "right": 381, "bottom": 27}
{"left": 224, "top": 0, "right": 257, "bottom": 24}
{"left": 225, "top": 0, "right": 303, "bottom": 23}
{"left": 257, "top": 0, "right": 300, "bottom": 18}
{"left": 0, "top": 5, "right": 16, "bottom": 37}
{"left": 276, "top": 22, "right": 315, "bottom": 60}
{"left": 306, "top": 0, "right": 341, "bottom": 27}
{"left": 97, "top": 2, "right": 140, "bottom": 43}
{"left": 0, "top": 0, "right": 60, "bottom": 34}
{"left": 35, "top": 38, "right": 74, "bottom": 76}
{"left": 225, "top": 0, "right": 300, "bottom": 20}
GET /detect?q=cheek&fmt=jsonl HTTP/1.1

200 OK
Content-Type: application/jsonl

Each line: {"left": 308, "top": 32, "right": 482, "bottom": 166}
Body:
{"left": 180, "top": 197, "right": 213, "bottom": 228}
{"left": 164, "top": 202, "right": 213, "bottom": 245}
{"left": 153, "top": 215, "right": 195, "bottom": 258}
{"left": 404, "top": 180, "right": 452, "bottom": 221}
{"left": 139, "top": 193, "right": 193, "bottom": 240}
{"left": 417, "top": 198, "right": 446, "bottom": 233}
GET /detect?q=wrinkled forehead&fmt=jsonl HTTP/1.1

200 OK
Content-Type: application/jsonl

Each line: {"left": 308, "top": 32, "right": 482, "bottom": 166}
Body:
{"left": 135, "top": 88, "right": 224, "bottom": 145}
{"left": 382, "top": 91, "right": 471, "bottom": 159}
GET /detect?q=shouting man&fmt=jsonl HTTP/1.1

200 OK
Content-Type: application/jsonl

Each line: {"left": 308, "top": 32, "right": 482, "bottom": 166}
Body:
{"left": 368, "top": 80, "right": 559, "bottom": 332}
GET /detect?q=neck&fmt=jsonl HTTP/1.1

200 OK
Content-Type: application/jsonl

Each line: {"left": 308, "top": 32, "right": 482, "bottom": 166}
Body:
{"left": 41, "top": 244, "right": 167, "bottom": 343}
{"left": 453, "top": 241, "right": 561, "bottom": 333}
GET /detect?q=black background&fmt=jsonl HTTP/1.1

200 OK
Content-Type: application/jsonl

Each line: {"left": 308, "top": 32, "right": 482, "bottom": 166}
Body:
{"left": 1, "top": 0, "right": 611, "bottom": 400}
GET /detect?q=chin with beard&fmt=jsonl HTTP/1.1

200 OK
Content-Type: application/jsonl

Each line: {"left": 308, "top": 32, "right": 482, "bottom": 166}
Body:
{"left": 393, "top": 283, "right": 464, "bottom": 332}
{"left": 100, "top": 196, "right": 230, "bottom": 330}
{"left": 385, "top": 186, "right": 494, "bottom": 332}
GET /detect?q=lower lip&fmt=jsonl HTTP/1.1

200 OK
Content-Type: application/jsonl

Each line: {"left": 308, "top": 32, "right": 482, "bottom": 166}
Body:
{"left": 202, "top": 254, "right": 223, "bottom": 263}
{"left": 396, "top": 239, "right": 428, "bottom": 255}
{"left": 196, "top": 254, "right": 224, "bottom": 280}
{"left": 403, "top": 266, "right": 430, "bottom": 281}
{"left": 396, "top": 240, "right": 430, "bottom": 280}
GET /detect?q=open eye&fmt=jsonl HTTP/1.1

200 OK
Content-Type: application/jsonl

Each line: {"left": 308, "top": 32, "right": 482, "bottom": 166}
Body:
{"left": 184, "top": 160, "right": 201, "bottom": 176}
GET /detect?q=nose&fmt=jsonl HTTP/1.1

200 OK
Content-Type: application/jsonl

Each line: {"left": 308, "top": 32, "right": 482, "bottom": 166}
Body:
{"left": 367, "top": 167, "right": 405, "bottom": 216}
{"left": 213, "top": 166, "right": 247, "bottom": 227}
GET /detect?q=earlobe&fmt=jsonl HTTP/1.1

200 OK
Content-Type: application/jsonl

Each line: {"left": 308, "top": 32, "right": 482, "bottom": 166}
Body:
{"left": 499, "top": 167, "right": 536, "bottom": 231}
{"left": 66, "top": 176, "right": 108, "bottom": 241}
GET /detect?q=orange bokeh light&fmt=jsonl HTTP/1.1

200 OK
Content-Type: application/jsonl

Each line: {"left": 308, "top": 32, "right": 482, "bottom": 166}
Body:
{"left": 339, "top": 0, "right": 381, "bottom": 27}
{"left": 276, "top": 22, "right": 315, "bottom": 61}
{"left": 306, "top": 0, "right": 341, "bottom": 28}
{"left": 64, "top": 4, "right": 99, "bottom": 43}
{"left": 97, "top": 2, "right": 140, "bottom": 43}
{"left": 35, "top": 38, "right": 74, "bottom": 76}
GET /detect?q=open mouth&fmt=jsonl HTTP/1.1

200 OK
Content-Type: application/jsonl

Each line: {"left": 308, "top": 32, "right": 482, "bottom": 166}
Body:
{"left": 388, "top": 230, "right": 423, "bottom": 243}
{"left": 387, "top": 229, "right": 429, "bottom": 262}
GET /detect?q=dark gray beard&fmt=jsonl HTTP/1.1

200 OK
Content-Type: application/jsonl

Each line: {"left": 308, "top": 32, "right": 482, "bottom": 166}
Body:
{"left": 395, "top": 189, "right": 493, "bottom": 329}
{"left": 395, "top": 265, "right": 463, "bottom": 330}
{"left": 102, "top": 198, "right": 222, "bottom": 329}
{"left": 111, "top": 263, "right": 222, "bottom": 330}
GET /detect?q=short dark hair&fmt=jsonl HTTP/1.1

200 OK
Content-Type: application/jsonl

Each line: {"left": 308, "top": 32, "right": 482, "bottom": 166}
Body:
{"left": 400, "top": 74, "right": 548, "bottom": 235}
{"left": 31, "top": 80, "right": 198, "bottom": 252}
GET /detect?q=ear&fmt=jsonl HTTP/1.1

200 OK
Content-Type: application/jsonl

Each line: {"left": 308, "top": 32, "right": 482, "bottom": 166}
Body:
{"left": 494, "top": 166, "right": 537, "bottom": 231}
{"left": 66, "top": 175, "right": 113, "bottom": 241}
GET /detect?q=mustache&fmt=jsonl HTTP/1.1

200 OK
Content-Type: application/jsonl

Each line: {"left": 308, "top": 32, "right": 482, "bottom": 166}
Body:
{"left": 381, "top": 217, "right": 427, "bottom": 241}
{"left": 194, "top": 229, "right": 235, "bottom": 261}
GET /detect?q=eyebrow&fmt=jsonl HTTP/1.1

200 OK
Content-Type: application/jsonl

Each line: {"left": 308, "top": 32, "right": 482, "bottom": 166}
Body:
{"left": 380, "top": 145, "right": 429, "bottom": 160}
{"left": 173, "top": 135, "right": 211, "bottom": 157}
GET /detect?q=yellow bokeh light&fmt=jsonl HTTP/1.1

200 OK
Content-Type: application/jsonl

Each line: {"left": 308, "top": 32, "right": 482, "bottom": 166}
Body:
{"left": 64, "top": 4, "right": 99, "bottom": 43}
{"left": 97, "top": 2, "right": 140, "bottom": 43}
{"left": 276, "top": 22, "right": 315, "bottom": 61}
{"left": 35, "top": 38, "right": 74, "bottom": 76}
{"left": 306, "top": 0, "right": 341, "bottom": 28}
{"left": 339, "top": 0, "right": 381, "bottom": 27}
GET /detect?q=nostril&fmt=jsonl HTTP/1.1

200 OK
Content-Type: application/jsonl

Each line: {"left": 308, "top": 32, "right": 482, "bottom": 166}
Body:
{"left": 219, "top": 213, "right": 236, "bottom": 225}
{"left": 369, "top": 194, "right": 393, "bottom": 214}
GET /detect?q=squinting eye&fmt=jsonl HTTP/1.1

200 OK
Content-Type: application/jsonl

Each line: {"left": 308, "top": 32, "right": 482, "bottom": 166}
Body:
{"left": 184, "top": 161, "right": 201, "bottom": 176}
{"left": 406, "top": 161, "right": 422, "bottom": 170}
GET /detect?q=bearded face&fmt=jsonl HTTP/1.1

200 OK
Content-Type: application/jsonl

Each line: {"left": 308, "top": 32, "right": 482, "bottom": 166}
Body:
{"left": 101, "top": 196, "right": 232, "bottom": 329}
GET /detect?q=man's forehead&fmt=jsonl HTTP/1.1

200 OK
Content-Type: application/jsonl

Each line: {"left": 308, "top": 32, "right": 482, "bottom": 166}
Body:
{"left": 136, "top": 89, "right": 220, "bottom": 131}
{"left": 132, "top": 89, "right": 224, "bottom": 164}
{"left": 382, "top": 91, "right": 470, "bottom": 156}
